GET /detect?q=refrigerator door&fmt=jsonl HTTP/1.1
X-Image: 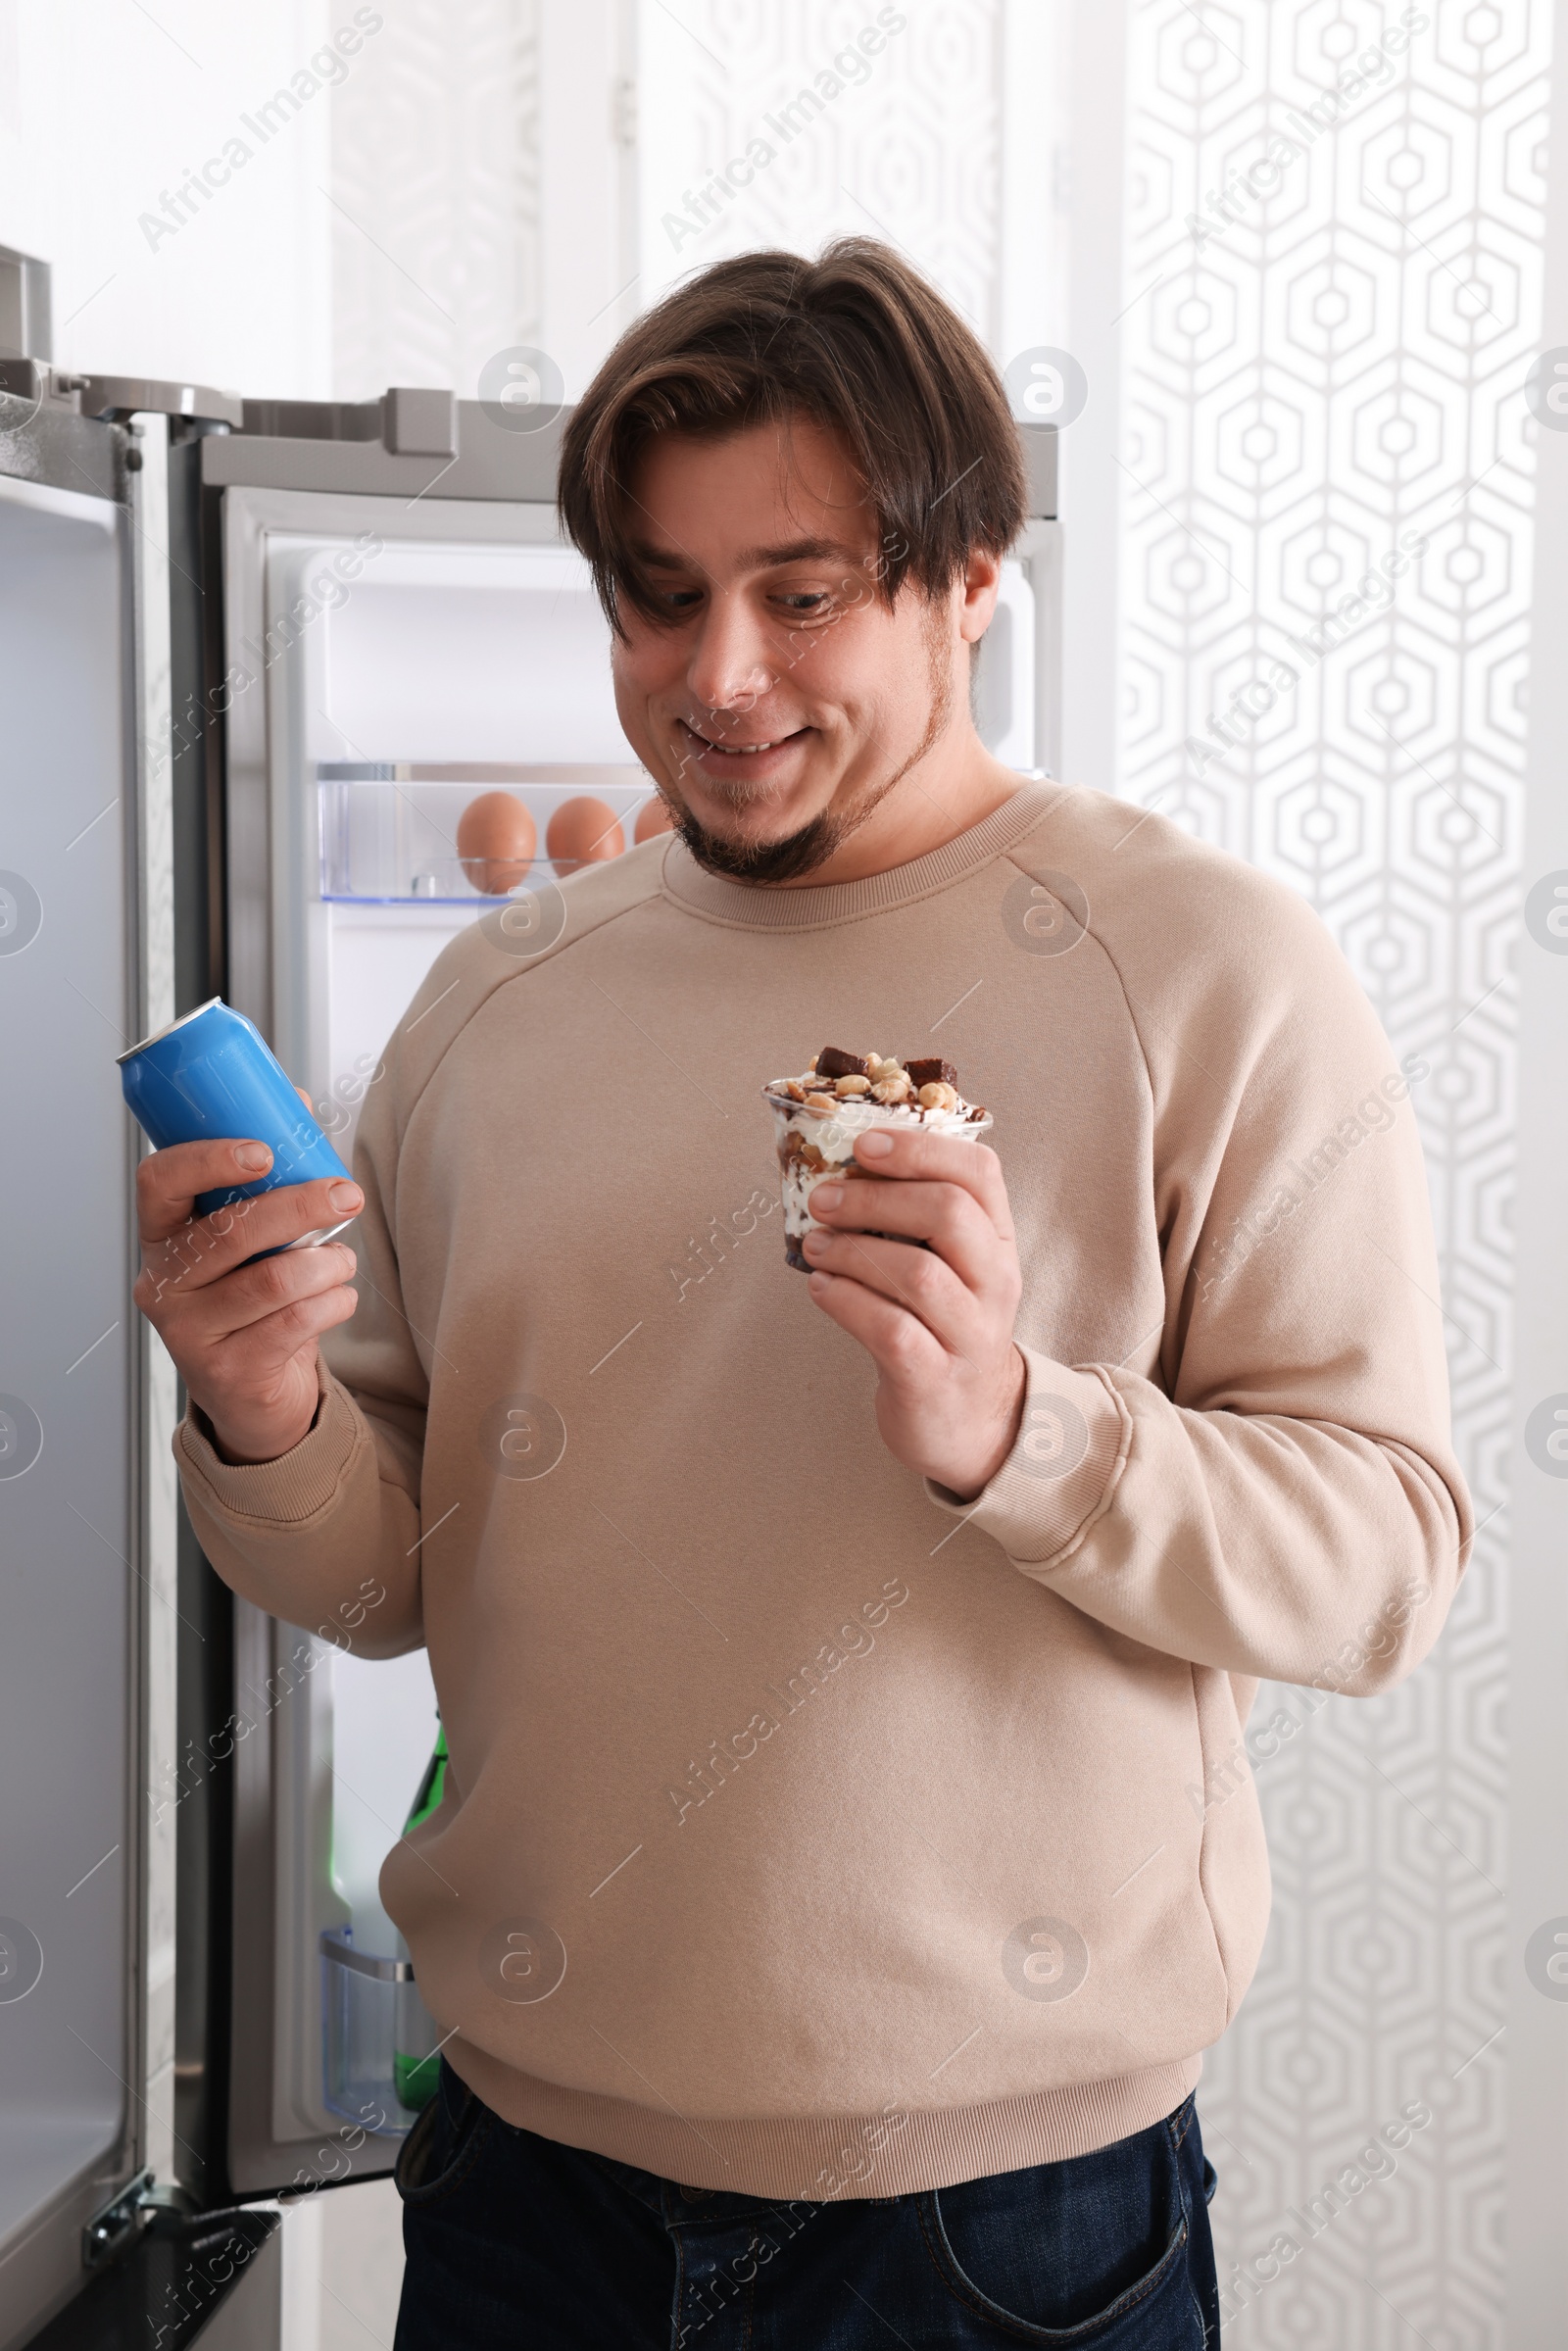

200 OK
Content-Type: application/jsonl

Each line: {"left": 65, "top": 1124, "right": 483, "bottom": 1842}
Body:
{"left": 169, "top": 397, "right": 1059, "bottom": 2203}
{"left": 0, "top": 391, "right": 145, "bottom": 2342}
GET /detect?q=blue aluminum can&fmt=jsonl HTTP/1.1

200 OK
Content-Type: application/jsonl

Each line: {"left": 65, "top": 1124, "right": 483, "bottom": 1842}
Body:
{"left": 118, "top": 997, "right": 352, "bottom": 1223}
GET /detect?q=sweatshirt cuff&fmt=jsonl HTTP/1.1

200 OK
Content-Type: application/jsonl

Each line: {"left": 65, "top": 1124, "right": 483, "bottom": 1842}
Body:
{"left": 924, "top": 1350, "right": 1131, "bottom": 1568}
{"left": 174, "top": 1367, "right": 364, "bottom": 1528}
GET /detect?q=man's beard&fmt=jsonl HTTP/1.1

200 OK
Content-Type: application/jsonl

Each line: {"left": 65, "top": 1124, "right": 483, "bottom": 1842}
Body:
{"left": 670, "top": 613, "right": 956, "bottom": 886}
{"left": 673, "top": 799, "right": 849, "bottom": 884}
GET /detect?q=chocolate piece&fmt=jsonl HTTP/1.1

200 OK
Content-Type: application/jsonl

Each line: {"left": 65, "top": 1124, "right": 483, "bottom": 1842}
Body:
{"left": 905, "top": 1057, "right": 957, "bottom": 1091}
{"left": 816, "top": 1046, "right": 871, "bottom": 1081}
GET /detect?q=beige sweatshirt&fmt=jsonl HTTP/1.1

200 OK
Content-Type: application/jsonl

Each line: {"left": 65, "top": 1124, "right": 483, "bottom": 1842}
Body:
{"left": 176, "top": 780, "right": 1470, "bottom": 2198}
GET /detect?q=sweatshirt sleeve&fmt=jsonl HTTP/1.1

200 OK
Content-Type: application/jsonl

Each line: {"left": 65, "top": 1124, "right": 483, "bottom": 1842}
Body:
{"left": 930, "top": 863, "right": 1472, "bottom": 1695}
{"left": 172, "top": 973, "right": 445, "bottom": 1660}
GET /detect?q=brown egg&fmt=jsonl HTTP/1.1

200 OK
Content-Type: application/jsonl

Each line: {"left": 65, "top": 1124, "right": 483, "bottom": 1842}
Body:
{"left": 457, "top": 791, "right": 536, "bottom": 896}
{"left": 634, "top": 795, "right": 677, "bottom": 844}
{"left": 547, "top": 796, "right": 624, "bottom": 874}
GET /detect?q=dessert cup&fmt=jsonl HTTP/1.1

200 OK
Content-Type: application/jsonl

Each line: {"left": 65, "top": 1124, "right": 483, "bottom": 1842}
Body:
{"left": 762, "top": 1086, "right": 994, "bottom": 1270}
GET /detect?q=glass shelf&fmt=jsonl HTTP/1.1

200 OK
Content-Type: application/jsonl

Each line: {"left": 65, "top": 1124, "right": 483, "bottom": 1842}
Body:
{"left": 318, "top": 761, "right": 660, "bottom": 905}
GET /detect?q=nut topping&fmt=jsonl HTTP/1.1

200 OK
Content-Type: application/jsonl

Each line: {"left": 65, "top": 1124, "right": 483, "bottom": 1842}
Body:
{"left": 768, "top": 1048, "right": 975, "bottom": 1129}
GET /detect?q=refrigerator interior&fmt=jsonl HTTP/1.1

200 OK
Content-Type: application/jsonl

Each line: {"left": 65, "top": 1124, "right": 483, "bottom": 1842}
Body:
{"left": 0, "top": 472, "right": 139, "bottom": 2323}
{"left": 284, "top": 538, "right": 654, "bottom": 1161}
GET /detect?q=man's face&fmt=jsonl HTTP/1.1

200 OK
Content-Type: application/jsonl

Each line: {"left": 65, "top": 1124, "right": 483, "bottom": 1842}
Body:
{"left": 610, "top": 416, "right": 969, "bottom": 882}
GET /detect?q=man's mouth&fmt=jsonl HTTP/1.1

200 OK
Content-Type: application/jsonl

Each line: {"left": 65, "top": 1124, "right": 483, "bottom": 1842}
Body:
{"left": 677, "top": 716, "right": 808, "bottom": 761}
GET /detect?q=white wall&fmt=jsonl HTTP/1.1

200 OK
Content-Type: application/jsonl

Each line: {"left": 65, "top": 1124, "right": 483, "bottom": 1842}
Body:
{"left": 0, "top": 0, "right": 334, "bottom": 391}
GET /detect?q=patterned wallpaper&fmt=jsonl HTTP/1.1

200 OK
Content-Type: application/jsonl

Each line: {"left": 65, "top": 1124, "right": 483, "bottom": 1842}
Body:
{"left": 328, "top": 0, "right": 541, "bottom": 400}
{"left": 636, "top": 0, "right": 1004, "bottom": 337}
{"left": 1115, "top": 2, "right": 1551, "bottom": 2340}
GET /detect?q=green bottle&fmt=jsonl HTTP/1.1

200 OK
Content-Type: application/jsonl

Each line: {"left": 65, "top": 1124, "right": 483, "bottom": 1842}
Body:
{"left": 393, "top": 1724, "right": 448, "bottom": 2113}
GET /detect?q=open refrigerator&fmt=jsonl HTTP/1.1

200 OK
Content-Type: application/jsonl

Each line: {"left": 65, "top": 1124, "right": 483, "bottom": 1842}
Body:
{"left": 0, "top": 287, "right": 1061, "bottom": 2344}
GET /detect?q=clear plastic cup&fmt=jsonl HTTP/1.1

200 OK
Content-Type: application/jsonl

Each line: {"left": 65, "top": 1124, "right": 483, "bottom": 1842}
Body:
{"left": 761, "top": 1085, "right": 995, "bottom": 1270}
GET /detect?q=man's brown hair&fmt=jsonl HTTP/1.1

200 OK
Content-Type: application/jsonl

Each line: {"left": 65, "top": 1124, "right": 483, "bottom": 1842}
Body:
{"left": 557, "top": 238, "right": 1028, "bottom": 635}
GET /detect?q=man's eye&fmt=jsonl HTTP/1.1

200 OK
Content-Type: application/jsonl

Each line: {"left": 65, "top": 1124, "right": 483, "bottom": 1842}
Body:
{"left": 660, "top": 589, "right": 704, "bottom": 612}
{"left": 775, "top": 592, "right": 832, "bottom": 613}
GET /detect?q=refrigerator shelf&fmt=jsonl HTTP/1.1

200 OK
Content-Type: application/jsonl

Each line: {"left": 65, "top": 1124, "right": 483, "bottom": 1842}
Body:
{"left": 318, "top": 762, "right": 648, "bottom": 785}
{"left": 319, "top": 1929, "right": 441, "bottom": 2134}
{"left": 318, "top": 762, "right": 661, "bottom": 906}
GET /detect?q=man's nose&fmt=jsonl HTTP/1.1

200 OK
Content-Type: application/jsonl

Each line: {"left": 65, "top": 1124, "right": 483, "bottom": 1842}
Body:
{"left": 685, "top": 592, "right": 776, "bottom": 725}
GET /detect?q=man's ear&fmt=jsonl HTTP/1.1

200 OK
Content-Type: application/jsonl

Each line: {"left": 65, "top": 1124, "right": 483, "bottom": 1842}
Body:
{"left": 956, "top": 546, "right": 1004, "bottom": 645}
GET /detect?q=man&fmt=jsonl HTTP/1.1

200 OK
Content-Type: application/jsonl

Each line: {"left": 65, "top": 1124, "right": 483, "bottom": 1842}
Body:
{"left": 135, "top": 241, "right": 1469, "bottom": 2347}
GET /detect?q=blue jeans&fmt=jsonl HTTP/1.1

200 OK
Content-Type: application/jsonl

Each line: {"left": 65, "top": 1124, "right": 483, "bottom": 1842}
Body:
{"left": 392, "top": 2059, "right": 1220, "bottom": 2347}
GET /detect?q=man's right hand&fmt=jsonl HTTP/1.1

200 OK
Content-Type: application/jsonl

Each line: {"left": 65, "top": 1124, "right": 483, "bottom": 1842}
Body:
{"left": 132, "top": 1139, "right": 364, "bottom": 1466}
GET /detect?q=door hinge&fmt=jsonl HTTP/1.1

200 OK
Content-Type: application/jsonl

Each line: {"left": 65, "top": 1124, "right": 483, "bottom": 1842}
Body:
{"left": 0, "top": 357, "right": 242, "bottom": 427}
{"left": 82, "top": 2171, "right": 196, "bottom": 2270}
{"left": 83, "top": 2170, "right": 153, "bottom": 2270}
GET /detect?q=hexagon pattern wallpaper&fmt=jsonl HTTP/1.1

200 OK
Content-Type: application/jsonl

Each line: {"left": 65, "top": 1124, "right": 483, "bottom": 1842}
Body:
{"left": 325, "top": 3, "right": 1551, "bottom": 2335}
{"left": 1117, "top": 5, "right": 1547, "bottom": 2341}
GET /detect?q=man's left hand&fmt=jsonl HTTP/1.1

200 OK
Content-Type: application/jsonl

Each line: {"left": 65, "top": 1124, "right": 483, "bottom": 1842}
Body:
{"left": 802, "top": 1130, "right": 1026, "bottom": 1499}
